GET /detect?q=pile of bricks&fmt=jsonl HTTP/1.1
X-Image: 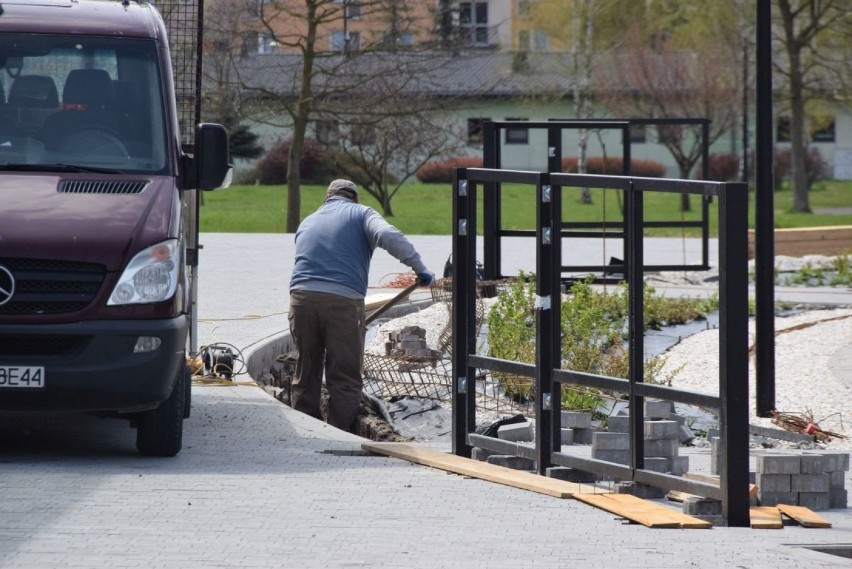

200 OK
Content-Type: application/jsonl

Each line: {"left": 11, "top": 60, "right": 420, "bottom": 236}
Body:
{"left": 383, "top": 326, "right": 443, "bottom": 368}
{"left": 591, "top": 399, "right": 690, "bottom": 477}
{"left": 755, "top": 452, "right": 849, "bottom": 510}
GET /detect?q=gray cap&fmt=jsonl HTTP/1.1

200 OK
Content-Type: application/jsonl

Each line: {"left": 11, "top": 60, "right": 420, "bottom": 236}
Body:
{"left": 326, "top": 179, "right": 358, "bottom": 202}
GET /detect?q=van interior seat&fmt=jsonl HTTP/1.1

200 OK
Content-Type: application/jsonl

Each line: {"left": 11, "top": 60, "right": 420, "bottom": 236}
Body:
{"left": 42, "top": 69, "right": 134, "bottom": 154}
{"left": 7, "top": 75, "right": 59, "bottom": 133}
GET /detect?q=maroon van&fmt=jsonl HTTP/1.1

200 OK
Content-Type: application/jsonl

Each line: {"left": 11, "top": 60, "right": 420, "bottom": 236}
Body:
{"left": 0, "top": 1, "right": 230, "bottom": 456}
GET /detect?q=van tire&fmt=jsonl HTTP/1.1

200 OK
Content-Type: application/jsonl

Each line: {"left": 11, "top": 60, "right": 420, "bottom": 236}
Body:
{"left": 182, "top": 364, "right": 192, "bottom": 419}
{"left": 136, "top": 365, "right": 185, "bottom": 457}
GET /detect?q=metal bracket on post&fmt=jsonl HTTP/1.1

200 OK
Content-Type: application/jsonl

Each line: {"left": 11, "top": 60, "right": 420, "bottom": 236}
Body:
{"left": 458, "top": 219, "right": 468, "bottom": 236}
{"left": 542, "top": 227, "right": 551, "bottom": 245}
{"left": 457, "top": 376, "right": 467, "bottom": 394}
{"left": 541, "top": 184, "right": 551, "bottom": 203}
{"left": 542, "top": 392, "right": 552, "bottom": 411}
{"left": 458, "top": 179, "right": 468, "bottom": 196}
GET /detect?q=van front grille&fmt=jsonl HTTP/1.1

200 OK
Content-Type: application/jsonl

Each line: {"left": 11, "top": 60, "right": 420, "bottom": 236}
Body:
{"left": 0, "top": 258, "right": 106, "bottom": 315}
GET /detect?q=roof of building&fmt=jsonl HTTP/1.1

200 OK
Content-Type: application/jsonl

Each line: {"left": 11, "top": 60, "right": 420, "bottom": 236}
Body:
{"left": 233, "top": 50, "right": 586, "bottom": 99}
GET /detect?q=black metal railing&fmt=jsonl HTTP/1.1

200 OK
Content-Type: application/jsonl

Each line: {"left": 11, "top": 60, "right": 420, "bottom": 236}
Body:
{"left": 452, "top": 167, "right": 750, "bottom": 526}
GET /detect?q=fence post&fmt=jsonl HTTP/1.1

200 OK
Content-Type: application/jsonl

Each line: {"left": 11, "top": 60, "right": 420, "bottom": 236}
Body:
{"left": 452, "top": 168, "right": 476, "bottom": 457}
{"left": 718, "top": 181, "right": 750, "bottom": 526}
{"left": 626, "top": 179, "right": 645, "bottom": 471}
{"left": 535, "top": 173, "right": 555, "bottom": 474}
{"left": 483, "top": 123, "right": 500, "bottom": 280}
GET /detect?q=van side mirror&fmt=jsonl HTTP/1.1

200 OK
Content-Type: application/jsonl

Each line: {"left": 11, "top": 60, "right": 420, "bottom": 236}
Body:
{"left": 194, "top": 123, "right": 232, "bottom": 190}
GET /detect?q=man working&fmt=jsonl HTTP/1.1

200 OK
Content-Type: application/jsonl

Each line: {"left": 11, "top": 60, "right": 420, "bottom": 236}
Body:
{"left": 289, "top": 179, "right": 434, "bottom": 432}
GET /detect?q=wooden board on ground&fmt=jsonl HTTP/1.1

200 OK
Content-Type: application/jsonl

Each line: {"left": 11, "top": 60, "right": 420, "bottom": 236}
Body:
{"left": 362, "top": 442, "right": 596, "bottom": 498}
{"left": 750, "top": 507, "right": 783, "bottom": 529}
{"left": 683, "top": 472, "right": 758, "bottom": 498}
{"left": 363, "top": 442, "right": 711, "bottom": 529}
{"left": 777, "top": 504, "right": 833, "bottom": 528}
{"left": 747, "top": 225, "right": 852, "bottom": 259}
{"left": 573, "top": 493, "right": 711, "bottom": 529}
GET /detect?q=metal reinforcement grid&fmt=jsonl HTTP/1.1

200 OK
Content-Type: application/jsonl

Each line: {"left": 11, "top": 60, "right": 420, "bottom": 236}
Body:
{"left": 362, "top": 279, "right": 529, "bottom": 416}
{"left": 155, "top": 0, "right": 202, "bottom": 149}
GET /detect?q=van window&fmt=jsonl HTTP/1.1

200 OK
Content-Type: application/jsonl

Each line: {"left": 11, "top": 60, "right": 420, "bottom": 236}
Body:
{"left": 0, "top": 34, "right": 169, "bottom": 174}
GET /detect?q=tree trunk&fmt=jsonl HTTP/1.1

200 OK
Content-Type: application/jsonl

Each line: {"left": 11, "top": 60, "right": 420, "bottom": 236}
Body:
{"left": 678, "top": 161, "right": 692, "bottom": 212}
{"left": 787, "top": 46, "right": 811, "bottom": 212}
{"left": 286, "top": 117, "right": 307, "bottom": 232}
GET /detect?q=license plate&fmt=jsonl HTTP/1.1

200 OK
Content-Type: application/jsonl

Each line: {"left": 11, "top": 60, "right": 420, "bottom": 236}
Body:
{"left": 0, "top": 366, "right": 45, "bottom": 388}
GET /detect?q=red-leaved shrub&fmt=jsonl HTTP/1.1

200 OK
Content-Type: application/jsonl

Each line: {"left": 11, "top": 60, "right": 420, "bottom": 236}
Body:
{"left": 416, "top": 156, "right": 484, "bottom": 183}
{"left": 560, "top": 156, "right": 666, "bottom": 177}
{"left": 255, "top": 138, "right": 333, "bottom": 185}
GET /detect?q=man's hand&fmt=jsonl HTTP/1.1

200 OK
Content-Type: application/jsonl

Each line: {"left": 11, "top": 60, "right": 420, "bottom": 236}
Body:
{"left": 416, "top": 271, "right": 434, "bottom": 286}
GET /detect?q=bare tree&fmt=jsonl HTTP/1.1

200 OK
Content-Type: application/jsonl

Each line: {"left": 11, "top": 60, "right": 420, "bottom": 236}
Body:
{"left": 599, "top": 25, "right": 739, "bottom": 211}
{"left": 226, "top": 0, "right": 462, "bottom": 231}
{"left": 774, "top": 0, "right": 852, "bottom": 212}
{"left": 331, "top": 103, "right": 467, "bottom": 216}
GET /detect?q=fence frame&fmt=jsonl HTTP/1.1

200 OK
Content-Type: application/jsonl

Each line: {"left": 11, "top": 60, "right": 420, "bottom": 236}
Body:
{"left": 452, "top": 167, "right": 750, "bottom": 526}
{"left": 482, "top": 118, "right": 713, "bottom": 281}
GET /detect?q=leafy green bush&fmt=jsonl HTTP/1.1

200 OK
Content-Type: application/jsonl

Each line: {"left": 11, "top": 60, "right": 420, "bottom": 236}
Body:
{"left": 486, "top": 275, "right": 717, "bottom": 407}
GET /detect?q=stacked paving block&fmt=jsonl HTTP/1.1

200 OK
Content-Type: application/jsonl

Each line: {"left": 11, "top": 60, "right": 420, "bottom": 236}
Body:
{"left": 560, "top": 411, "right": 595, "bottom": 445}
{"left": 756, "top": 452, "right": 849, "bottom": 510}
{"left": 591, "top": 399, "right": 689, "bottom": 476}
{"left": 383, "top": 326, "right": 443, "bottom": 371}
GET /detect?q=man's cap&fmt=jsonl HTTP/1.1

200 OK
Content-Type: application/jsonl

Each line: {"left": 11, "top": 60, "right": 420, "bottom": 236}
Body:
{"left": 326, "top": 179, "right": 358, "bottom": 201}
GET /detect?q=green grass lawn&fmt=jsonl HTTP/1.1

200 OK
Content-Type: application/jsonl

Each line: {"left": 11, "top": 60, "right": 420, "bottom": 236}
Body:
{"left": 199, "top": 179, "right": 852, "bottom": 234}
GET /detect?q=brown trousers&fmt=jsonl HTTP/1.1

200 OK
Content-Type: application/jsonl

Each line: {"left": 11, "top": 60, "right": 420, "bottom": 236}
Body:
{"left": 288, "top": 290, "right": 366, "bottom": 431}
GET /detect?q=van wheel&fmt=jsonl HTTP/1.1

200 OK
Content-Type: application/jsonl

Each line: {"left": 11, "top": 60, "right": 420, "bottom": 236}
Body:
{"left": 136, "top": 365, "right": 185, "bottom": 457}
{"left": 182, "top": 364, "right": 192, "bottom": 419}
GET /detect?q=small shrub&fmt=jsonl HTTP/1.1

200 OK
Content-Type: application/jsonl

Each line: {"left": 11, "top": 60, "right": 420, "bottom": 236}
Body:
{"left": 415, "top": 156, "right": 484, "bottom": 183}
{"left": 706, "top": 153, "right": 740, "bottom": 181}
{"left": 560, "top": 156, "right": 666, "bottom": 177}
{"left": 255, "top": 138, "right": 333, "bottom": 185}
{"left": 769, "top": 146, "right": 829, "bottom": 191}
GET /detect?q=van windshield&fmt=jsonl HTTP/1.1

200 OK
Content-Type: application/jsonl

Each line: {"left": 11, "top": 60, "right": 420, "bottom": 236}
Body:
{"left": 0, "top": 34, "right": 169, "bottom": 174}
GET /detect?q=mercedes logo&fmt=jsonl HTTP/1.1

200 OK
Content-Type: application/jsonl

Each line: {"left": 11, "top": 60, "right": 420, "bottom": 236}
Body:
{"left": 0, "top": 265, "right": 15, "bottom": 306}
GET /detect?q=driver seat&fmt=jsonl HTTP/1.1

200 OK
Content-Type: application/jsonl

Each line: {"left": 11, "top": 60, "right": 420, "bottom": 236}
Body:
{"left": 41, "top": 69, "right": 133, "bottom": 153}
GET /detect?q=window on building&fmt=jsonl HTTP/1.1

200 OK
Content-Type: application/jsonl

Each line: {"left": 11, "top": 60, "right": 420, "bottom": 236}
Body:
{"left": 629, "top": 124, "right": 646, "bottom": 144}
{"left": 505, "top": 118, "right": 529, "bottom": 145}
{"left": 257, "top": 33, "right": 277, "bottom": 54}
{"left": 246, "top": 0, "right": 262, "bottom": 19}
{"left": 460, "top": 2, "right": 489, "bottom": 47}
{"left": 811, "top": 116, "right": 836, "bottom": 143}
{"left": 532, "top": 30, "right": 549, "bottom": 51}
{"left": 331, "top": 31, "right": 361, "bottom": 51}
{"left": 316, "top": 120, "right": 340, "bottom": 146}
{"left": 518, "top": 0, "right": 531, "bottom": 19}
{"left": 518, "top": 30, "right": 530, "bottom": 50}
{"left": 467, "top": 117, "right": 490, "bottom": 145}
{"left": 776, "top": 116, "right": 791, "bottom": 143}
{"left": 241, "top": 31, "right": 258, "bottom": 56}
{"left": 346, "top": 2, "right": 362, "bottom": 20}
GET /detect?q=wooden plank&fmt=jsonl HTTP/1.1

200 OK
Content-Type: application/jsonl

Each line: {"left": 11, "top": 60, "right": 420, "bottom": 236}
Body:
{"left": 750, "top": 506, "right": 783, "bottom": 529}
{"left": 683, "top": 472, "right": 758, "bottom": 498}
{"left": 364, "top": 443, "right": 710, "bottom": 529}
{"left": 777, "top": 504, "right": 833, "bottom": 528}
{"left": 362, "top": 442, "right": 597, "bottom": 498}
{"left": 574, "top": 493, "right": 711, "bottom": 529}
{"left": 747, "top": 226, "right": 852, "bottom": 259}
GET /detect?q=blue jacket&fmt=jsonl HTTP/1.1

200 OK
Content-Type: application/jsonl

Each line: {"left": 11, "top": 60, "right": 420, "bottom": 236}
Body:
{"left": 290, "top": 197, "right": 427, "bottom": 299}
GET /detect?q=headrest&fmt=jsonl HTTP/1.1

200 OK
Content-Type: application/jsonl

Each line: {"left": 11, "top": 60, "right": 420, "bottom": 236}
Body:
{"left": 62, "top": 69, "right": 115, "bottom": 111}
{"left": 8, "top": 75, "right": 59, "bottom": 108}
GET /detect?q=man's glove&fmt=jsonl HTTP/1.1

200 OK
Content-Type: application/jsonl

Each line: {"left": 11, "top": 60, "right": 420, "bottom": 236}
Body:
{"left": 416, "top": 271, "right": 434, "bottom": 286}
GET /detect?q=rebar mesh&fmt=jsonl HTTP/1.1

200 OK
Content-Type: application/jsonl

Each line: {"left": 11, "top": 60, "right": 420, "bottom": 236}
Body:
{"left": 154, "top": 0, "right": 202, "bottom": 148}
{"left": 362, "top": 278, "right": 527, "bottom": 416}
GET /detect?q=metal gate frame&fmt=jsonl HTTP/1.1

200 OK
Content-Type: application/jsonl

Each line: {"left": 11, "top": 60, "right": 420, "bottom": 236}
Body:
{"left": 452, "top": 167, "right": 751, "bottom": 526}
{"left": 482, "top": 118, "right": 712, "bottom": 281}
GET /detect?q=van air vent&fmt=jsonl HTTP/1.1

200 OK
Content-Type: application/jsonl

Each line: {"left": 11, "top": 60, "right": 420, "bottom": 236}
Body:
{"left": 58, "top": 180, "right": 150, "bottom": 195}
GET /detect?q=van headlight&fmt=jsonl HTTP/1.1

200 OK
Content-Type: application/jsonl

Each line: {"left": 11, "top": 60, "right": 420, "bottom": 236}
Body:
{"left": 108, "top": 240, "right": 179, "bottom": 305}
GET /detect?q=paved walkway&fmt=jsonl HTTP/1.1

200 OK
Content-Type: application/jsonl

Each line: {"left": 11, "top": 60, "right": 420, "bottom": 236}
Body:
{"left": 1, "top": 234, "right": 851, "bottom": 569}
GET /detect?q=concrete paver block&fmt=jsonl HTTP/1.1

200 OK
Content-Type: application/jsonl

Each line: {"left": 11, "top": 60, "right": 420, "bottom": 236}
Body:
{"left": 758, "top": 491, "right": 799, "bottom": 507}
{"left": 560, "top": 428, "right": 574, "bottom": 445}
{"left": 485, "top": 455, "right": 536, "bottom": 471}
{"left": 572, "top": 427, "right": 595, "bottom": 444}
{"left": 498, "top": 421, "right": 534, "bottom": 442}
{"left": 791, "top": 473, "right": 830, "bottom": 493}
{"left": 683, "top": 496, "right": 722, "bottom": 516}
{"left": 546, "top": 466, "right": 597, "bottom": 483}
{"left": 592, "top": 432, "right": 629, "bottom": 451}
{"left": 643, "top": 437, "right": 679, "bottom": 458}
{"left": 643, "top": 420, "right": 679, "bottom": 439}
{"left": 798, "top": 492, "right": 831, "bottom": 511}
{"left": 756, "top": 473, "right": 792, "bottom": 493}
{"left": 644, "top": 399, "right": 672, "bottom": 419}
{"left": 756, "top": 454, "right": 801, "bottom": 475}
{"left": 606, "top": 415, "right": 630, "bottom": 433}
{"left": 829, "top": 488, "right": 848, "bottom": 509}
{"left": 561, "top": 411, "right": 592, "bottom": 429}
